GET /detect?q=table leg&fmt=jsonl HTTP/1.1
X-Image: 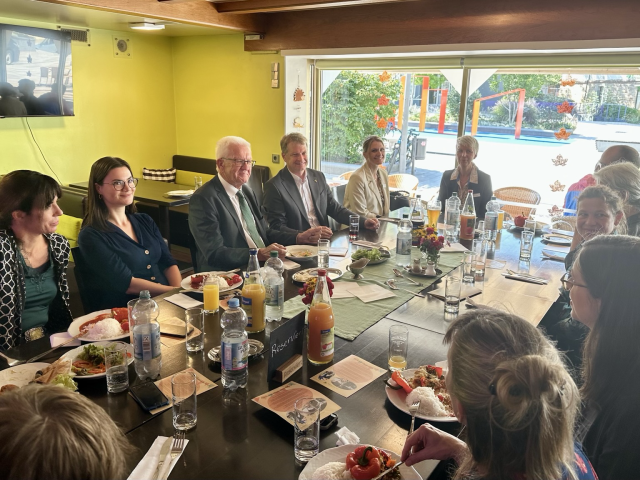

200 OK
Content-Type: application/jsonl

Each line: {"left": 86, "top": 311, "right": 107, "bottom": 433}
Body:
{"left": 158, "top": 206, "right": 170, "bottom": 241}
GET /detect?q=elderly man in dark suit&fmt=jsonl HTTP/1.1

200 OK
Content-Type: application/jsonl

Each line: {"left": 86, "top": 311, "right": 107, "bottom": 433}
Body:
{"left": 263, "top": 133, "right": 379, "bottom": 241}
{"left": 189, "top": 136, "right": 311, "bottom": 272}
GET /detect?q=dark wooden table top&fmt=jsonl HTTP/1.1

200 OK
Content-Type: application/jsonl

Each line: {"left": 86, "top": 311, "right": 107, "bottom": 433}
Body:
{"left": 68, "top": 179, "right": 194, "bottom": 207}
{"left": 0, "top": 222, "right": 567, "bottom": 479}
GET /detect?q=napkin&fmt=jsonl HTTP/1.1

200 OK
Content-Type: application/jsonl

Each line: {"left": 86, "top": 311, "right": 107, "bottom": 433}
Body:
{"left": 329, "top": 247, "right": 349, "bottom": 257}
{"left": 330, "top": 283, "right": 356, "bottom": 299}
{"left": 127, "top": 435, "right": 189, "bottom": 480}
{"left": 335, "top": 426, "right": 360, "bottom": 446}
{"left": 346, "top": 284, "right": 396, "bottom": 303}
{"left": 352, "top": 240, "right": 382, "bottom": 248}
{"left": 441, "top": 242, "right": 469, "bottom": 253}
{"left": 282, "top": 259, "right": 301, "bottom": 270}
{"left": 49, "top": 332, "right": 81, "bottom": 348}
{"left": 164, "top": 294, "right": 203, "bottom": 309}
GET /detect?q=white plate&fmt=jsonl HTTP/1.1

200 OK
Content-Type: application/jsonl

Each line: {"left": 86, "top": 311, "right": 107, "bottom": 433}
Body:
{"left": 60, "top": 342, "right": 134, "bottom": 379}
{"left": 542, "top": 233, "right": 572, "bottom": 246}
{"left": 299, "top": 445, "right": 421, "bottom": 480}
{"left": 68, "top": 309, "right": 128, "bottom": 342}
{"left": 292, "top": 268, "right": 343, "bottom": 284}
{"left": 385, "top": 368, "right": 458, "bottom": 423}
{"left": 166, "top": 190, "right": 194, "bottom": 197}
{"left": 181, "top": 271, "right": 244, "bottom": 293}
{"left": 286, "top": 246, "right": 318, "bottom": 260}
{"left": 0, "top": 363, "right": 51, "bottom": 389}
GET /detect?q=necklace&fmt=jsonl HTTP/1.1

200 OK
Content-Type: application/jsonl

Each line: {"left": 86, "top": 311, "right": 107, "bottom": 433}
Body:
{"left": 19, "top": 245, "right": 34, "bottom": 268}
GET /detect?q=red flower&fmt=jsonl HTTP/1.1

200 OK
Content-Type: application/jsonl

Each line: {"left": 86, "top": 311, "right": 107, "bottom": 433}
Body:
{"left": 437, "top": 235, "right": 445, "bottom": 243}
{"left": 302, "top": 296, "right": 312, "bottom": 305}
{"left": 426, "top": 227, "right": 434, "bottom": 235}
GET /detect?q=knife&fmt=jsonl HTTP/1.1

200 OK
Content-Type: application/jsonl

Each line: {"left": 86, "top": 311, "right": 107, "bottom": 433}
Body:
{"left": 504, "top": 274, "right": 548, "bottom": 285}
{"left": 370, "top": 461, "right": 404, "bottom": 480}
{"left": 152, "top": 437, "right": 173, "bottom": 480}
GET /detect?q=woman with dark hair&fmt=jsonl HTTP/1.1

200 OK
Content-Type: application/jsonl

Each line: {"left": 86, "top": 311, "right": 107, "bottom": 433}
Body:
{"left": 0, "top": 170, "right": 72, "bottom": 350}
{"left": 401, "top": 310, "right": 597, "bottom": 480}
{"left": 566, "top": 235, "right": 640, "bottom": 479}
{"left": 77, "top": 157, "right": 180, "bottom": 310}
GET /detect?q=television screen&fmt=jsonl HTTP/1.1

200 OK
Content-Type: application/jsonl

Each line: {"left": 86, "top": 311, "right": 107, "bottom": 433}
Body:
{"left": 0, "top": 24, "right": 73, "bottom": 117}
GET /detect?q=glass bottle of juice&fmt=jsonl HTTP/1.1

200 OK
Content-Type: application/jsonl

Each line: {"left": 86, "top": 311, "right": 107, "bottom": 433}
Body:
{"left": 460, "top": 190, "right": 477, "bottom": 240}
{"left": 242, "top": 249, "right": 266, "bottom": 333}
{"left": 307, "top": 269, "right": 334, "bottom": 365}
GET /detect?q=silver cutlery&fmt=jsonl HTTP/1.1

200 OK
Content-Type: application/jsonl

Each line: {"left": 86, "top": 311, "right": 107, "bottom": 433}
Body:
{"left": 371, "top": 461, "right": 405, "bottom": 480}
{"left": 0, "top": 332, "right": 84, "bottom": 367}
{"left": 408, "top": 400, "right": 420, "bottom": 436}
{"left": 503, "top": 274, "right": 547, "bottom": 285}
{"left": 506, "top": 269, "right": 548, "bottom": 283}
{"left": 159, "top": 432, "right": 186, "bottom": 480}
{"left": 152, "top": 437, "right": 172, "bottom": 480}
{"left": 385, "top": 279, "right": 426, "bottom": 298}
{"left": 392, "top": 268, "right": 423, "bottom": 286}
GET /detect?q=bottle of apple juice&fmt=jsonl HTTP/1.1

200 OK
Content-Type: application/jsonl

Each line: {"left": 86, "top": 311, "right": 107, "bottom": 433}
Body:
{"left": 307, "top": 269, "right": 334, "bottom": 365}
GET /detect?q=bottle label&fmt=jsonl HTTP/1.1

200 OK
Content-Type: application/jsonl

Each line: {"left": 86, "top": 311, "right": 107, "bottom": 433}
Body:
{"left": 463, "top": 217, "right": 476, "bottom": 235}
{"left": 242, "top": 296, "right": 253, "bottom": 326}
{"left": 133, "top": 324, "right": 161, "bottom": 361}
{"left": 396, "top": 238, "right": 411, "bottom": 256}
{"left": 221, "top": 339, "right": 248, "bottom": 371}
{"left": 485, "top": 214, "right": 498, "bottom": 231}
{"left": 446, "top": 210, "right": 460, "bottom": 226}
{"left": 320, "top": 327, "right": 334, "bottom": 357}
{"left": 265, "top": 284, "right": 280, "bottom": 307}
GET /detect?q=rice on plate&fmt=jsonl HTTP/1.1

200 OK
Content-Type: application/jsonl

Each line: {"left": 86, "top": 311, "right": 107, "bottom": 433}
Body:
{"left": 83, "top": 318, "right": 125, "bottom": 341}
{"left": 310, "top": 462, "right": 354, "bottom": 480}
{"left": 406, "top": 387, "right": 451, "bottom": 417}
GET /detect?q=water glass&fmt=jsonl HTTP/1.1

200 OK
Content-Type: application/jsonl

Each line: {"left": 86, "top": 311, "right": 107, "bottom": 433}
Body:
{"left": 172, "top": 371, "right": 197, "bottom": 431}
{"left": 105, "top": 342, "right": 129, "bottom": 394}
{"left": 445, "top": 276, "right": 462, "bottom": 314}
{"left": 524, "top": 219, "right": 536, "bottom": 232}
{"left": 317, "top": 239, "right": 330, "bottom": 269}
{"left": 462, "top": 251, "right": 476, "bottom": 284}
{"left": 349, "top": 215, "right": 360, "bottom": 241}
{"left": 127, "top": 298, "right": 137, "bottom": 345}
{"left": 520, "top": 231, "right": 534, "bottom": 261}
{"left": 185, "top": 307, "right": 204, "bottom": 352}
{"left": 293, "top": 398, "right": 321, "bottom": 463}
{"left": 477, "top": 220, "right": 485, "bottom": 235}
{"left": 388, "top": 325, "right": 408, "bottom": 371}
{"left": 194, "top": 176, "right": 203, "bottom": 190}
{"left": 472, "top": 238, "right": 487, "bottom": 281}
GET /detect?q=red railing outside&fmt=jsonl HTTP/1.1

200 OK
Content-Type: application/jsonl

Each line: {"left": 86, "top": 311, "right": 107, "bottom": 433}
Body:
{"left": 471, "top": 88, "right": 525, "bottom": 139}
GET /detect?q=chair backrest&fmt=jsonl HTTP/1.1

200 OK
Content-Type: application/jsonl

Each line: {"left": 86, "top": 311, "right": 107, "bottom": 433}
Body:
{"left": 388, "top": 174, "right": 419, "bottom": 191}
{"left": 70, "top": 247, "right": 98, "bottom": 314}
{"left": 339, "top": 171, "right": 355, "bottom": 181}
{"left": 493, "top": 187, "right": 541, "bottom": 219}
{"left": 187, "top": 228, "right": 198, "bottom": 272}
{"left": 58, "top": 186, "right": 87, "bottom": 219}
{"left": 57, "top": 215, "right": 82, "bottom": 261}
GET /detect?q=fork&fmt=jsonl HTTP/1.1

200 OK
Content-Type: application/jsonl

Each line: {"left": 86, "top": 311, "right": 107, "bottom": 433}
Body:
{"left": 161, "top": 431, "right": 186, "bottom": 480}
{"left": 408, "top": 400, "right": 421, "bottom": 453}
{"left": 0, "top": 351, "right": 23, "bottom": 367}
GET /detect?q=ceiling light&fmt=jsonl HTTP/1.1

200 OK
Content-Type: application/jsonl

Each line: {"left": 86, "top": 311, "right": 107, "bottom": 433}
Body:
{"left": 129, "top": 23, "right": 165, "bottom": 31}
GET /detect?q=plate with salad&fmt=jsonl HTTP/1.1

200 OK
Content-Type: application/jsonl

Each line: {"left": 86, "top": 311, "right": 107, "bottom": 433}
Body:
{"left": 60, "top": 342, "right": 134, "bottom": 380}
{"left": 351, "top": 247, "right": 388, "bottom": 265}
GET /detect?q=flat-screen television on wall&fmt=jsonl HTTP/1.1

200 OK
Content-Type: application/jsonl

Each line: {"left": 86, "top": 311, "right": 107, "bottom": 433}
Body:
{"left": 0, "top": 24, "right": 73, "bottom": 117}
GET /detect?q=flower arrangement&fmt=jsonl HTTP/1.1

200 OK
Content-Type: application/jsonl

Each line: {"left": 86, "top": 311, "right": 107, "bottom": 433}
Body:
{"left": 415, "top": 226, "right": 447, "bottom": 264}
{"left": 299, "top": 276, "right": 334, "bottom": 305}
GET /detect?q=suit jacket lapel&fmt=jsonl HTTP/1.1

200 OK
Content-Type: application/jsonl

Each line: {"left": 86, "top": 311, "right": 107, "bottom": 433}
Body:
{"left": 307, "top": 170, "right": 329, "bottom": 226}
{"left": 364, "top": 167, "right": 383, "bottom": 212}
{"left": 280, "top": 169, "right": 309, "bottom": 221}
{"left": 212, "top": 176, "right": 243, "bottom": 234}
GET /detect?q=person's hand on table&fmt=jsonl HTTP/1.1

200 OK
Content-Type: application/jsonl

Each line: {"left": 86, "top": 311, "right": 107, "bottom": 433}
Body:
{"left": 297, "top": 227, "right": 333, "bottom": 244}
{"left": 258, "top": 243, "right": 287, "bottom": 261}
{"left": 401, "top": 423, "right": 467, "bottom": 467}
{"left": 364, "top": 218, "right": 380, "bottom": 230}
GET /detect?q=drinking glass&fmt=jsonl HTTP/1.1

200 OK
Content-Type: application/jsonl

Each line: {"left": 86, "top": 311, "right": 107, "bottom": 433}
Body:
{"left": 520, "top": 231, "right": 534, "bottom": 261}
{"left": 293, "top": 398, "right": 321, "bottom": 463}
{"left": 194, "top": 176, "right": 203, "bottom": 190}
{"left": 472, "top": 238, "right": 487, "bottom": 281}
{"left": 349, "top": 215, "right": 360, "bottom": 241}
{"left": 462, "top": 251, "right": 476, "bottom": 284}
{"left": 172, "top": 371, "right": 197, "bottom": 431}
{"left": 388, "top": 325, "right": 408, "bottom": 371}
{"left": 203, "top": 276, "right": 219, "bottom": 314}
{"left": 317, "top": 239, "right": 330, "bottom": 269}
{"left": 477, "top": 220, "right": 485, "bottom": 235}
{"left": 185, "top": 307, "right": 204, "bottom": 353}
{"left": 524, "top": 219, "right": 536, "bottom": 232}
{"left": 127, "top": 298, "right": 137, "bottom": 344}
{"left": 427, "top": 201, "right": 441, "bottom": 228}
{"left": 445, "top": 276, "right": 462, "bottom": 314}
{"left": 105, "top": 342, "right": 129, "bottom": 394}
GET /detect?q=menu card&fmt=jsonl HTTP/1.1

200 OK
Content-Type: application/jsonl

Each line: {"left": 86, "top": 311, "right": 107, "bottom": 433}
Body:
{"left": 158, "top": 316, "right": 195, "bottom": 349}
{"left": 311, "top": 355, "right": 387, "bottom": 398}
{"left": 346, "top": 284, "right": 396, "bottom": 303}
{"left": 149, "top": 367, "right": 217, "bottom": 415}
{"left": 252, "top": 381, "right": 341, "bottom": 426}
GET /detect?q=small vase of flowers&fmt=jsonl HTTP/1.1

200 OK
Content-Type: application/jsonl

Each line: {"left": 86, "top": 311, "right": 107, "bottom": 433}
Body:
{"left": 299, "top": 276, "right": 334, "bottom": 305}
{"left": 416, "top": 226, "right": 447, "bottom": 269}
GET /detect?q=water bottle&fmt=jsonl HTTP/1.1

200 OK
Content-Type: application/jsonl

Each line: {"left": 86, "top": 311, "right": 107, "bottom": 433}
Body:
{"left": 220, "top": 298, "right": 248, "bottom": 390}
{"left": 131, "top": 290, "right": 162, "bottom": 380}
{"left": 445, "top": 193, "right": 461, "bottom": 242}
{"left": 264, "top": 251, "right": 284, "bottom": 322}
{"left": 485, "top": 196, "right": 500, "bottom": 241}
{"left": 396, "top": 214, "right": 412, "bottom": 267}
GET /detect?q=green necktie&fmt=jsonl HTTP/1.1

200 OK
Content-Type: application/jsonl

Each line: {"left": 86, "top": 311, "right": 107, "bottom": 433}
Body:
{"left": 236, "top": 191, "right": 265, "bottom": 248}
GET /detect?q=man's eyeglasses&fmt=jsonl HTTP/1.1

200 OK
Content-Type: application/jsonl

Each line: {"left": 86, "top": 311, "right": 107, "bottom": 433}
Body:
{"left": 221, "top": 158, "right": 256, "bottom": 167}
{"left": 103, "top": 178, "right": 139, "bottom": 191}
{"left": 560, "top": 272, "right": 588, "bottom": 291}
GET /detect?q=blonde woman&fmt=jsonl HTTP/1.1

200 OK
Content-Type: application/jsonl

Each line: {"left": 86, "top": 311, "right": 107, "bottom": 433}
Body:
{"left": 344, "top": 135, "right": 390, "bottom": 218}
{"left": 402, "top": 310, "right": 596, "bottom": 480}
{"left": 594, "top": 162, "right": 640, "bottom": 236}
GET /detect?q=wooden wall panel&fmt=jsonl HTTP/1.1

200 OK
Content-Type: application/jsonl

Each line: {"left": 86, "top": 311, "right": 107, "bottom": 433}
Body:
{"left": 244, "top": 0, "right": 640, "bottom": 51}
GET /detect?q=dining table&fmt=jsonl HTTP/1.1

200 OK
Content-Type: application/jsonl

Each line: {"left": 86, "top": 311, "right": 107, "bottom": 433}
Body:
{"left": 68, "top": 178, "right": 194, "bottom": 240}
{"left": 0, "top": 219, "right": 568, "bottom": 480}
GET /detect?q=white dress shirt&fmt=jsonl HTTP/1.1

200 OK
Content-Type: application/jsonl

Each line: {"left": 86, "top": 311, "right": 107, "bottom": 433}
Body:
{"left": 289, "top": 168, "right": 320, "bottom": 228}
{"left": 218, "top": 175, "right": 258, "bottom": 249}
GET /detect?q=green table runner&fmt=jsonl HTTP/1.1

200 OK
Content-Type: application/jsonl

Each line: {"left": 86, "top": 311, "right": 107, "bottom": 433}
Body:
{"left": 283, "top": 249, "right": 464, "bottom": 340}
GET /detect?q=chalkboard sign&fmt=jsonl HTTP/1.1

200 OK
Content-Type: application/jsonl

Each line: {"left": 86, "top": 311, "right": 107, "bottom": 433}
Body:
{"left": 267, "top": 311, "right": 305, "bottom": 381}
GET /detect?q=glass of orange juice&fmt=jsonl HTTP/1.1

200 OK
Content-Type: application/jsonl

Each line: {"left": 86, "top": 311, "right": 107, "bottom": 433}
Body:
{"left": 388, "top": 325, "right": 408, "bottom": 371}
{"left": 203, "top": 276, "right": 219, "bottom": 314}
{"left": 242, "top": 283, "right": 266, "bottom": 333}
{"left": 497, "top": 210, "right": 505, "bottom": 230}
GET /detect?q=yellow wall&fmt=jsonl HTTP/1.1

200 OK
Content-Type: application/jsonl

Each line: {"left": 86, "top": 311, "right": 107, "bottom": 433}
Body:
{"left": 171, "top": 34, "right": 285, "bottom": 175}
{"left": 0, "top": 18, "right": 177, "bottom": 183}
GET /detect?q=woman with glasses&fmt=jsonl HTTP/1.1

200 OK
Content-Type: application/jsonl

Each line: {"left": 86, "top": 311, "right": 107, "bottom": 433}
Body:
{"left": 0, "top": 171, "right": 72, "bottom": 351}
{"left": 565, "top": 235, "right": 640, "bottom": 480}
{"left": 77, "top": 157, "right": 180, "bottom": 310}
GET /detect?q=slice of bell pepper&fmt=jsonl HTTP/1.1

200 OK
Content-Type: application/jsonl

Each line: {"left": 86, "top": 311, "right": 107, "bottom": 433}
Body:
{"left": 391, "top": 370, "right": 413, "bottom": 394}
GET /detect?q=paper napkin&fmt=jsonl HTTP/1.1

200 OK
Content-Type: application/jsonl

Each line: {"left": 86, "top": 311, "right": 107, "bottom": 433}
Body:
{"left": 335, "top": 426, "right": 360, "bottom": 446}
{"left": 164, "top": 294, "right": 203, "bottom": 309}
{"left": 441, "top": 242, "right": 469, "bottom": 253}
{"left": 127, "top": 435, "right": 189, "bottom": 480}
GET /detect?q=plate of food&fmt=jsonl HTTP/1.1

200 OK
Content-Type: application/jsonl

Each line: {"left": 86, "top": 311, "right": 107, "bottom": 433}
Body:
{"left": 68, "top": 308, "right": 130, "bottom": 342}
{"left": 299, "top": 444, "right": 420, "bottom": 480}
{"left": 385, "top": 365, "right": 457, "bottom": 423}
{"left": 286, "top": 246, "right": 318, "bottom": 261}
{"left": 351, "top": 247, "right": 388, "bottom": 265}
{"left": 182, "top": 272, "right": 244, "bottom": 293}
{"left": 207, "top": 339, "right": 265, "bottom": 363}
{"left": 292, "top": 267, "right": 343, "bottom": 284}
{"left": 60, "top": 342, "right": 134, "bottom": 380}
{"left": 166, "top": 190, "right": 194, "bottom": 197}
{"left": 0, "top": 358, "right": 77, "bottom": 393}
{"left": 541, "top": 233, "right": 572, "bottom": 246}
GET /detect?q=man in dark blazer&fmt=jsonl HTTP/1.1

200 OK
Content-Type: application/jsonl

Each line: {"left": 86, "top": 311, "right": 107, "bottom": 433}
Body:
{"left": 189, "top": 136, "right": 300, "bottom": 272}
{"left": 263, "top": 133, "right": 379, "bottom": 240}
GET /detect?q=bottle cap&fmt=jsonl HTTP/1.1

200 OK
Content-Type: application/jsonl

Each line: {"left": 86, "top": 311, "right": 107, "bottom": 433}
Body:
{"left": 249, "top": 248, "right": 258, "bottom": 254}
{"left": 228, "top": 298, "right": 239, "bottom": 308}
{"left": 317, "top": 269, "right": 327, "bottom": 277}
{"left": 270, "top": 251, "right": 278, "bottom": 257}
{"left": 491, "top": 196, "right": 497, "bottom": 200}
{"left": 140, "top": 290, "right": 150, "bottom": 299}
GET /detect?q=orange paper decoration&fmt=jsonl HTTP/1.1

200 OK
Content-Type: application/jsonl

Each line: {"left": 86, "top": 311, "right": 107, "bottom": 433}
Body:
{"left": 554, "top": 128, "right": 572, "bottom": 140}
{"left": 376, "top": 117, "right": 387, "bottom": 128}
{"left": 561, "top": 75, "right": 576, "bottom": 87}
{"left": 379, "top": 71, "right": 391, "bottom": 83}
{"left": 556, "top": 101, "right": 575, "bottom": 114}
{"left": 377, "top": 94, "right": 390, "bottom": 106}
